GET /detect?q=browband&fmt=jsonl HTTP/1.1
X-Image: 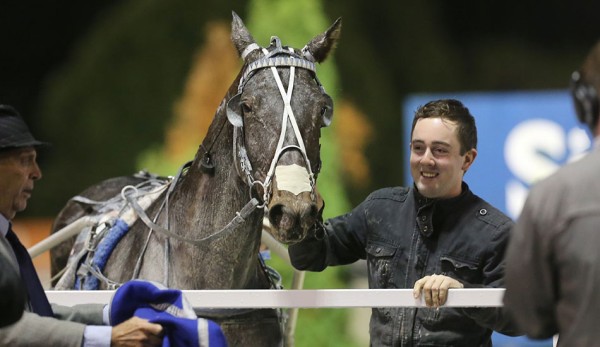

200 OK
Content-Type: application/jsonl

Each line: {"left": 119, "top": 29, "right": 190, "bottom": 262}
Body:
{"left": 238, "top": 55, "right": 316, "bottom": 93}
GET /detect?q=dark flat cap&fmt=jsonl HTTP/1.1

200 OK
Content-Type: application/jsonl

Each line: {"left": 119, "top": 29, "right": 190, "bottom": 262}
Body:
{"left": 0, "top": 104, "right": 49, "bottom": 150}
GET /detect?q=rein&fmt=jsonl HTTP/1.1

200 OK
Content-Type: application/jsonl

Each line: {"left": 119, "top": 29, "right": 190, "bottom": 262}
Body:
{"left": 126, "top": 190, "right": 259, "bottom": 246}
{"left": 126, "top": 160, "right": 260, "bottom": 246}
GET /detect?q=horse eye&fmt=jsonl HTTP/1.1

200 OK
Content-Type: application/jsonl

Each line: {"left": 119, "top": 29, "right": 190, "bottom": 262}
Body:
{"left": 242, "top": 101, "right": 252, "bottom": 114}
{"left": 320, "top": 100, "right": 333, "bottom": 127}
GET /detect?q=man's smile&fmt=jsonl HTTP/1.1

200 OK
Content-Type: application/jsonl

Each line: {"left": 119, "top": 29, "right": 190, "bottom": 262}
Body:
{"left": 421, "top": 171, "right": 438, "bottom": 178}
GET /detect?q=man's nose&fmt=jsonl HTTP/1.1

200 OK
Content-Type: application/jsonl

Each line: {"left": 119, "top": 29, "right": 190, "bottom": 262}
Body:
{"left": 420, "top": 148, "right": 435, "bottom": 165}
{"left": 31, "top": 161, "right": 42, "bottom": 180}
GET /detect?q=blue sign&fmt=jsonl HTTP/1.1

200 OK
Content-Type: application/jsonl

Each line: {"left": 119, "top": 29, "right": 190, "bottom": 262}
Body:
{"left": 402, "top": 90, "right": 592, "bottom": 220}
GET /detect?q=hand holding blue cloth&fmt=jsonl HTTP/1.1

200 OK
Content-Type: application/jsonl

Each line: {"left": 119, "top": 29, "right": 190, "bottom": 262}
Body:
{"left": 110, "top": 280, "right": 227, "bottom": 347}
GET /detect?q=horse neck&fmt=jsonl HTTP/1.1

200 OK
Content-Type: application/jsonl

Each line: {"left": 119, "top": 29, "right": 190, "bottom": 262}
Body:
{"left": 160, "top": 106, "right": 266, "bottom": 289}
{"left": 178, "top": 76, "right": 252, "bottom": 222}
{"left": 179, "top": 87, "right": 255, "bottom": 225}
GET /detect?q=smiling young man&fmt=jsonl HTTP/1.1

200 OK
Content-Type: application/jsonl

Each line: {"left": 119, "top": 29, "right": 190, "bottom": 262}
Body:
{"left": 289, "top": 99, "right": 519, "bottom": 346}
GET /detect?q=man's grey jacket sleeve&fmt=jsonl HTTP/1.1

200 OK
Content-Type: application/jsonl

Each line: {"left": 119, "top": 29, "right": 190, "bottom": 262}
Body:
{"left": 0, "top": 311, "right": 86, "bottom": 347}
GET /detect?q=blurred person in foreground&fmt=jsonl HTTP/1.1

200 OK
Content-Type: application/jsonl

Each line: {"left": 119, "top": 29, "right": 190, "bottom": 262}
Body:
{"left": 0, "top": 252, "right": 25, "bottom": 327}
{"left": 289, "top": 99, "right": 519, "bottom": 346}
{"left": 0, "top": 104, "right": 164, "bottom": 346}
{"left": 504, "top": 41, "right": 600, "bottom": 346}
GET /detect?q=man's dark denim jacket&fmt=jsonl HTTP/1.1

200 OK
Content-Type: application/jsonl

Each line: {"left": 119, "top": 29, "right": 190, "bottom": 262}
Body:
{"left": 289, "top": 183, "right": 519, "bottom": 346}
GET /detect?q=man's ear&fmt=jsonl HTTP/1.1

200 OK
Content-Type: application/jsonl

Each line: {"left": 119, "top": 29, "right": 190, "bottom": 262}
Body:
{"left": 462, "top": 148, "right": 477, "bottom": 172}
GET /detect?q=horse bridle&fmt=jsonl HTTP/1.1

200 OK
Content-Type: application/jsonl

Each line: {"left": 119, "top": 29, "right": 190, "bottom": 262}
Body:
{"left": 120, "top": 38, "right": 333, "bottom": 252}
{"left": 226, "top": 36, "right": 333, "bottom": 208}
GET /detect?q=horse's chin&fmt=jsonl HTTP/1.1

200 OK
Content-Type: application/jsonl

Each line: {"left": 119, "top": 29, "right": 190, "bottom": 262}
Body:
{"left": 263, "top": 223, "right": 308, "bottom": 246}
{"left": 277, "top": 234, "right": 307, "bottom": 245}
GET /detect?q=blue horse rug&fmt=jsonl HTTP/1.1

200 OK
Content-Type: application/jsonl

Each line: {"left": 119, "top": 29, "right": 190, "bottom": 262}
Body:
{"left": 110, "top": 280, "right": 228, "bottom": 347}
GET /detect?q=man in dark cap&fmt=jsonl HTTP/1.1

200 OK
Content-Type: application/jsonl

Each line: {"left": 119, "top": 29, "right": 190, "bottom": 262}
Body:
{"left": 0, "top": 104, "right": 164, "bottom": 346}
{"left": 0, "top": 104, "right": 49, "bottom": 149}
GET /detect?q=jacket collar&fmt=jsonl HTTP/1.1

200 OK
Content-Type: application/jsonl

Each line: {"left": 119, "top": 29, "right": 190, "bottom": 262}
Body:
{"left": 413, "top": 182, "right": 470, "bottom": 237}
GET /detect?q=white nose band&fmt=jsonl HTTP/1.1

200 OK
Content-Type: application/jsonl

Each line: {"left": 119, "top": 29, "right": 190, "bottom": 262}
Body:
{"left": 274, "top": 164, "right": 312, "bottom": 195}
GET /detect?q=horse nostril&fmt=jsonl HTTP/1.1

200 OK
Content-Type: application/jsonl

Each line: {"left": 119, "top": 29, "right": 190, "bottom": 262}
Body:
{"left": 268, "top": 204, "right": 284, "bottom": 228}
{"left": 269, "top": 203, "right": 299, "bottom": 231}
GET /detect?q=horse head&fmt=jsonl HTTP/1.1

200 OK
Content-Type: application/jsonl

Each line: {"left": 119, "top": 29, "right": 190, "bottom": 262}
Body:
{"left": 226, "top": 12, "right": 341, "bottom": 244}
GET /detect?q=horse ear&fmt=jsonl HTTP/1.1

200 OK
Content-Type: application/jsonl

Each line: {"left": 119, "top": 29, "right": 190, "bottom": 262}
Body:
{"left": 231, "top": 11, "right": 259, "bottom": 60}
{"left": 302, "top": 17, "right": 342, "bottom": 63}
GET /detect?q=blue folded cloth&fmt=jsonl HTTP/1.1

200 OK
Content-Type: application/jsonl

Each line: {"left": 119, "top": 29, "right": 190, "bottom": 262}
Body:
{"left": 110, "top": 280, "right": 227, "bottom": 347}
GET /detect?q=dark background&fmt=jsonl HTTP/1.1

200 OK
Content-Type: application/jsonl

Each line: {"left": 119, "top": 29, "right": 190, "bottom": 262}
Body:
{"left": 2, "top": 0, "right": 599, "bottom": 216}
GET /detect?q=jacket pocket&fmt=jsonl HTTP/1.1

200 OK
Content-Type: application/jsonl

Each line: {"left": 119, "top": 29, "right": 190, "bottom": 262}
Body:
{"left": 366, "top": 242, "right": 397, "bottom": 288}
{"left": 440, "top": 255, "right": 481, "bottom": 284}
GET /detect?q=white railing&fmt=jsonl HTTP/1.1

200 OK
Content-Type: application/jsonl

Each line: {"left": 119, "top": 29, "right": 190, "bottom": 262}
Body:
{"left": 46, "top": 289, "right": 505, "bottom": 344}
{"left": 46, "top": 288, "right": 505, "bottom": 308}
{"left": 46, "top": 288, "right": 557, "bottom": 347}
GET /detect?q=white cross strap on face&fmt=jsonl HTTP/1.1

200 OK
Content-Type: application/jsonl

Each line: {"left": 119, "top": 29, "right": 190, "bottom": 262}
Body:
{"left": 261, "top": 47, "right": 315, "bottom": 201}
{"left": 227, "top": 41, "right": 320, "bottom": 206}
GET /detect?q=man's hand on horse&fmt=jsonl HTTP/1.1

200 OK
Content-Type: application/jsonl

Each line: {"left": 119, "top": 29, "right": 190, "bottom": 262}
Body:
{"left": 111, "top": 316, "right": 164, "bottom": 347}
{"left": 413, "top": 274, "right": 464, "bottom": 307}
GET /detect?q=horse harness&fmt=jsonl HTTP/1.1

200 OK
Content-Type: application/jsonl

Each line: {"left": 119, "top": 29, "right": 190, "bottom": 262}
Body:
{"left": 57, "top": 168, "right": 263, "bottom": 290}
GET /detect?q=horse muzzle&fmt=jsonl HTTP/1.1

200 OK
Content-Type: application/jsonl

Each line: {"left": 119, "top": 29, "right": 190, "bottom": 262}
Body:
{"left": 266, "top": 190, "right": 318, "bottom": 244}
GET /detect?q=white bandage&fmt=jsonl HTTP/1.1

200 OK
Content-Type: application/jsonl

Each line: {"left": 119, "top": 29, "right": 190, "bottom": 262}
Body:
{"left": 274, "top": 164, "right": 311, "bottom": 195}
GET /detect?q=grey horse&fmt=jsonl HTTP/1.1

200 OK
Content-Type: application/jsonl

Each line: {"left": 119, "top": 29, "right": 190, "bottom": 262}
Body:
{"left": 50, "top": 11, "right": 341, "bottom": 347}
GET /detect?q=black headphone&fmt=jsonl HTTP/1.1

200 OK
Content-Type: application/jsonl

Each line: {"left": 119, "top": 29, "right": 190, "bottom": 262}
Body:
{"left": 570, "top": 70, "right": 600, "bottom": 130}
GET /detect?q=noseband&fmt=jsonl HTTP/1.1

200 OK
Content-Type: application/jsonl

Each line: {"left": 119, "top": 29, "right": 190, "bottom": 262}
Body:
{"left": 227, "top": 37, "right": 332, "bottom": 208}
